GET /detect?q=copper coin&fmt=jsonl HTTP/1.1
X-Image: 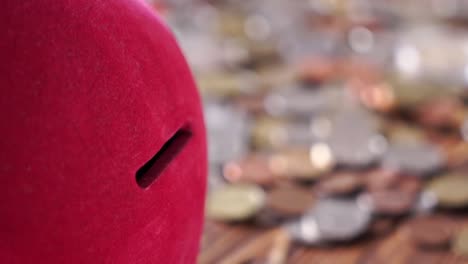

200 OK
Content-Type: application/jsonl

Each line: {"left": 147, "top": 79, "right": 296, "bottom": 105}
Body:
{"left": 315, "top": 172, "right": 363, "bottom": 196}
{"left": 409, "top": 216, "right": 453, "bottom": 248}
{"left": 406, "top": 251, "right": 445, "bottom": 264}
{"left": 370, "top": 218, "right": 396, "bottom": 236}
{"left": 369, "top": 190, "right": 416, "bottom": 215}
{"left": 365, "top": 169, "right": 400, "bottom": 191}
{"left": 223, "top": 154, "right": 275, "bottom": 185}
{"left": 267, "top": 185, "right": 315, "bottom": 217}
{"left": 397, "top": 176, "right": 423, "bottom": 195}
{"left": 297, "top": 57, "right": 337, "bottom": 83}
{"left": 414, "top": 97, "right": 464, "bottom": 128}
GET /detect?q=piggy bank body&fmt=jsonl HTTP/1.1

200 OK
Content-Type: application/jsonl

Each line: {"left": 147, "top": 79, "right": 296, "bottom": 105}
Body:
{"left": 0, "top": 0, "right": 206, "bottom": 263}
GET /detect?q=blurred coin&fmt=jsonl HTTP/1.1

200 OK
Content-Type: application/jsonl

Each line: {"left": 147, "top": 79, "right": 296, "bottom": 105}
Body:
{"left": 327, "top": 108, "right": 387, "bottom": 167}
{"left": 414, "top": 190, "right": 438, "bottom": 213}
{"left": 397, "top": 175, "right": 423, "bottom": 194}
{"left": 264, "top": 86, "right": 344, "bottom": 117}
{"left": 382, "top": 141, "right": 444, "bottom": 176}
{"left": 204, "top": 102, "right": 249, "bottom": 164}
{"left": 206, "top": 184, "right": 266, "bottom": 221}
{"left": 409, "top": 216, "right": 453, "bottom": 249}
{"left": 251, "top": 117, "right": 286, "bottom": 149}
{"left": 223, "top": 154, "right": 275, "bottom": 186}
{"left": 386, "top": 123, "right": 426, "bottom": 143}
{"left": 406, "top": 251, "right": 445, "bottom": 264}
{"left": 365, "top": 169, "right": 400, "bottom": 191}
{"left": 427, "top": 173, "right": 468, "bottom": 208}
{"left": 269, "top": 148, "right": 333, "bottom": 180}
{"left": 198, "top": 71, "right": 259, "bottom": 97}
{"left": 267, "top": 185, "right": 315, "bottom": 217}
{"left": 367, "top": 190, "right": 416, "bottom": 216}
{"left": 452, "top": 227, "right": 468, "bottom": 257}
{"left": 251, "top": 117, "right": 316, "bottom": 149}
{"left": 462, "top": 118, "right": 468, "bottom": 141}
{"left": 370, "top": 218, "right": 395, "bottom": 236}
{"left": 233, "top": 94, "right": 267, "bottom": 115}
{"left": 315, "top": 172, "right": 364, "bottom": 196}
{"left": 257, "top": 65, "right": 297, "bottom": 90}
{"left": 296, "top": 56, "right": 337, "bottom": 83}
{"left": 350, "top": 81, "right": 396, "bottom": 112}
{"left": 306, "top": 198, "right": 372, "bottom": 242}
{"left": 445, "top": 142, "right": 468, "bottom": 168}
{"left": 253, "top": 208, "right": 283, "bottom": 228}
{"left": 414, "top": 97, "right": 465, "bottom": 128}
{"left": 285, "top": 217, "right": 321, "bottom": 245}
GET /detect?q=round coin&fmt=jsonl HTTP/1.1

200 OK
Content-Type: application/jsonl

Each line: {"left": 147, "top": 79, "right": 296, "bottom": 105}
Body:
{"left": 427, "top": 173, "right": 468, "bottom": 208}
{"left": 206, "top": 184, "right": 266, "bottom": 221}
{"left": 368, "top": 190, "right": 416, "bottom": 216}
{"left": 223, "top": 154, "right": 275, "bottom": 185}
{"left": 315, "top": 172, "right": 363, "bottom": 196}
{"left": 365, "top": 169, "right": 400, "bottom": 191}
{"left": 406, "top": 251, "right": 445, "bottom": 264}
{"left": 453, "top": 227, "right": 468, "bottom": 257}
{"left": 328, "top": 110, "right": 387, "bottom": 167}
{"left": 269, "top": 148, "right": 330, "bottom": 180}
{"left": 382, "top": 141, "right": 444, "bottom": 176}
{"left": 308, "top": 198, "right": 372, "bottom": 241}
{"left": 267, "top": 185, "right": 315, "bottom": 217}
{"left": 285, "top": 217, "right": 322, "bottom": 245}
{"left": 409, "top": 216, "right": 453, "bottom": 248}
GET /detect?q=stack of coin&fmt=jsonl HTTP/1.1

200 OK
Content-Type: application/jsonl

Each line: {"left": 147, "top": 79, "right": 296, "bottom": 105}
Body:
{"left": 155, "top": 0, "right": 468, "bottom": 262}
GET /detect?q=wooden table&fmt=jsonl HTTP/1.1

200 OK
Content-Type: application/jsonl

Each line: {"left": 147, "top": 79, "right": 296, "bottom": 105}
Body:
{"left": 198, "top": 215, "right": 468, "bottom": 264}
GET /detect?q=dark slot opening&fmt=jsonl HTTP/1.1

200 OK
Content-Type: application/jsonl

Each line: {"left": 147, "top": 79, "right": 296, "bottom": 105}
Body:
{"left": 136, "top": 128, "right": 192, "bottom": 189}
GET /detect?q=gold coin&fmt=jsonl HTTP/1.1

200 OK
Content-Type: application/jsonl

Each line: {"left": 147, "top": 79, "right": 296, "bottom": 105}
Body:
{"left": 251, "top": 117, "right": 286, "bottom": 149}
{"left": 206, "top": 184, "right": 266, "bottom": 221}
{"left": 453, "top": 227, "right": 468, "bottom": 256}
{"left": 427, "top": 174, "right": 468, "bottom": 208}
{"left": 269, "top": 147, "right": 333, "bottom": 180}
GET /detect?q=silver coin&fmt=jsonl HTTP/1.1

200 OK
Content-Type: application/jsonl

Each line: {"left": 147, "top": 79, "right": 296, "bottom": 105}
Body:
{"left": 283, "top": 122, "right": 317, "bottom": 146}
{"left": 204, "top": 101, "right": 249, "bottom": 163}
{"left": 461, "top": 118, "right": 468, "bottom": 142}
{"left": 307, "top": 198, "right": 372, "bottom": 242}
{"left": 327, "top": 108, "right": 387, "bottom": 167}
{"left": 382, "top": 141, "right": 444, "bottom": 176}
{"left": 264, "top": 86, "right": 345, "bottom": 117}
{"left": 285, "top": 218, "right": 321, "bottom": 245}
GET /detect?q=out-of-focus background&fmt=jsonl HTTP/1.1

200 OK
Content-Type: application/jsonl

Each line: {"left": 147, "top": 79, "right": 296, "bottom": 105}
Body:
{"left": 150, "top": 1, "right": 468, "bottom": 263}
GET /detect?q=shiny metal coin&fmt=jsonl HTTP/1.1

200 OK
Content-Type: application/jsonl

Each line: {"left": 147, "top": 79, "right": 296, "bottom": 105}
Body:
{"left": 285, "top": 218, "right": 321, "bottom": 245}
{"left": 299, "top": 198, "right": 372, "bottom": 242}
{"left": 269, "top": 148, "right": 333, "bottom": 180}
{"left": 427, "top": 173, "right": 468, "bottom": 208}
{"left": 367, "top": 190, "right": 416, "bottom": 216}
{"left": 204, "top": 102, "right": 249, "bottom": 164}
{"left": 382, "top": 141, "right": 444, "bottom": 176}
{"left": 327, "top": 108, "right": 387, "bottom": 167}
{"left": 206, "top": 184, "right": 266, "bottom": 221}
{"left": 453, "top": 227, "right": 468, "bottom": 257}
{"left": 315, "top": 172, "right": 364, "bottom": 196}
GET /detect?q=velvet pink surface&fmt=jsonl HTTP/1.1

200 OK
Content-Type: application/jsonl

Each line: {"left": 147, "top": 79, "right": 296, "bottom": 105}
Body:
{"left": 0, "top": 0, "right": 206, "bottom": 263}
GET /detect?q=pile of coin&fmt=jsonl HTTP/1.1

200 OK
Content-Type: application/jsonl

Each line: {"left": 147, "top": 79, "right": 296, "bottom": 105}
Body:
{"left": 148, "top": 0, "right": 468, "bottom": 262}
